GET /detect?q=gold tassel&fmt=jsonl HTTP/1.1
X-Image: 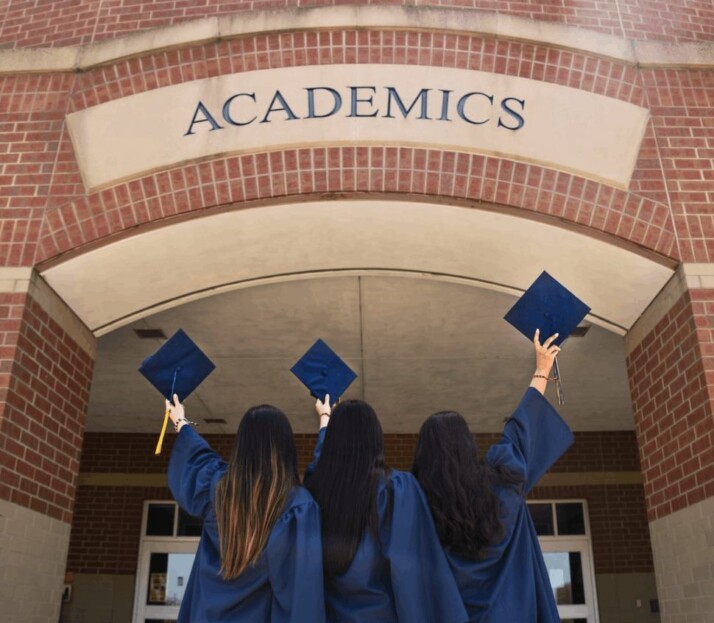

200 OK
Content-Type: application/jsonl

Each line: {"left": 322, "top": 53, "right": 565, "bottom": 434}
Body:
{"left": 155, "top": 408, "right": 171, "bottom": 455}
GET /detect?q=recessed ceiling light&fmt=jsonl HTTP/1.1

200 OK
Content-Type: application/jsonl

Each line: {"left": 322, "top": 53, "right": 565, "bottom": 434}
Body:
{"left": 569, "top": 325, "right": 590, "bottom": 338}
{"left": 134, "top": 328, "right": 166, "bottom": 339}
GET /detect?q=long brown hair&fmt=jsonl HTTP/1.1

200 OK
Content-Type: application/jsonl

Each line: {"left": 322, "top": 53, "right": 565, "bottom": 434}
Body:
{"left": 214, "top": 405, "right": 299, "bottom": 579}
{"left": 412, "top": 411, "right": 522, "bottom": 559}
{"left": 304, "top": 400, "right": 391, "bottom": 579}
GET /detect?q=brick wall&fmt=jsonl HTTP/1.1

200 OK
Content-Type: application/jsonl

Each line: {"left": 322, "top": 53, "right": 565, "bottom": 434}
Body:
{"left": 1, "top": 0, "right": 712, "bottom": 49}
{"left": 68, "top": 482, "right": 653, "bottom": 575}
{"left": 77, "top": 430, "right": 642, "bottom": 473}
{"left": 67, "top": 485, "right": 170, "bottom": 574}
{"left": 0, "top": 292, "right": 94, "bottom": 523}
{"left": 382, "top": 430, "right": 643, "bottom": 472}
{"left": 626, "top": 290, "right": 714, "bottom": 522}
{"left": 73, "top": 432, "right": 321, "bottom": 475}
{"left": 67, "top": 429, "right": 652, "bottom": 574}
{"left": 531, "top": 485, "right": 654, "bottom": 574}
{"left": 0, "top": 72, "right": 75, "bottom": 266}
{"left": 641, "top": 69, "right": 714, "bottom": 262}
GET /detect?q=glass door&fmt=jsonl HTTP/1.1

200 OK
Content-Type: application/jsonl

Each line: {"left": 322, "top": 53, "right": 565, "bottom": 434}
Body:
{"left": 527, "top": 500, "right": 599, "bottom": 623}
{"left": 135, "top": 542, "right": 197, "bottom": 622}
{"left": 540, "top": 539, "right": 596, "bottom": 622}
{"left": 133, "top": 502, "right": 202, "bottom": 623}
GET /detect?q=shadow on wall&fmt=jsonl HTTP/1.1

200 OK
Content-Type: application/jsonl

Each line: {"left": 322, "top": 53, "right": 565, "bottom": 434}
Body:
{"left": 596, "top": 573, "right": 661, "bottom": 623}
{"left": 59, "top": 574, "right": 135, "bottom": 623}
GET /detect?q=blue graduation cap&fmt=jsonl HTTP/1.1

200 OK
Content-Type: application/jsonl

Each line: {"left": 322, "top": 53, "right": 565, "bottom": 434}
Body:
{"left": 139, "top": 329, "right": 216, "bottom": 454}
{"left": 504, "top": 271, "right": 590, "bottom": 404}
{"left": 290, "top": 339, "right": 357, "bottom": 405}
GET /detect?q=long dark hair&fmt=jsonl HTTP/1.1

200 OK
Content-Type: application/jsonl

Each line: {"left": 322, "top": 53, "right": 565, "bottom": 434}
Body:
{"left": 214, "top": 405, "right": 299, "bottom": 579}
{"left": 305, "top": 400, "right": 391, "bottom": 579}
{"left": 412, "top": 411, "right": 521, "bottom": 560}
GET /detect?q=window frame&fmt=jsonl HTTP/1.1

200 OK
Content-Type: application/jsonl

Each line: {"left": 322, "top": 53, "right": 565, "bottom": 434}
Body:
{"left": 527, "top": 499, "right": 600, "bottom": 623}
{"left": 132, "top": 500, "right": 202, "bottom": 623}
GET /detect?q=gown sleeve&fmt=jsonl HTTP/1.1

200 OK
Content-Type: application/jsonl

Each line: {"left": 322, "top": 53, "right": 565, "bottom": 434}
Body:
{"left": 486, "top": 387, "right": 574, "bottom": 494}
{"left": 267, "top": 491, "right": 326, "bottom": 623}
{"left": 167, "top": 426, "right": 227, "bottom": 519}
{"left": 380, "top": 472, "right": 468, "bottom": 623}
{"left": 303, "top": 426, "right": 327, "bottom": 479}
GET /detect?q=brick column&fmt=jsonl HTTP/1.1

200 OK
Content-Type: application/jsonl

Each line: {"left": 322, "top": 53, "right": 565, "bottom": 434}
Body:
{"left": 0, "top": 270, "right": 95, "bottom": 623}
{"left": 625, "top": 264, "right": 714, "bottom": 622}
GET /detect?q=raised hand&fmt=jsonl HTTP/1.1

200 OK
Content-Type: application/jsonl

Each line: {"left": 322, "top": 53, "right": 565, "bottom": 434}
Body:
{"left": 530, "top": 329, "right": 561, "bottom": 395}
{"left": 315, "top": 394, "right": 331, "bottom": 429}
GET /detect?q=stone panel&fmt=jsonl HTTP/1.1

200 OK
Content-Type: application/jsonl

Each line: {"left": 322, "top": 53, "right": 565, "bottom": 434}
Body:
{"left": 648, "top": 496, "right": 714, "bottom": 622}
{"left": 596, "top": 572, "right": 661, "bottom": 623}
{"left": 59, "top": 573, "right": 135, "bottom": 623}
{"left": 0, "top": 499, "right": 71, "bottom": 623}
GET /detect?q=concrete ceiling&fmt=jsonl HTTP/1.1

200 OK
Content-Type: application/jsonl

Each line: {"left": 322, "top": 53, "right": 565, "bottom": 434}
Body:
{"left": 51, "top": 199, "right": 667, "bottom": 436}
{"left": 86, "top": 274, "right": 635, "bottom": 434}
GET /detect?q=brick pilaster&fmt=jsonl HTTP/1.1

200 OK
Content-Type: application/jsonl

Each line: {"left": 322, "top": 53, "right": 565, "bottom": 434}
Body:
{"left": 0, "top": 278, "right": 95, "bottom": 523}
{"left": 625, "top": 265, "right": 714, "bottom": 620}
{"left": 0, "top": 272, "right": 95, "bottom": 623}
{"left": 626, "top": 288, "right": 714, "bottom": 521}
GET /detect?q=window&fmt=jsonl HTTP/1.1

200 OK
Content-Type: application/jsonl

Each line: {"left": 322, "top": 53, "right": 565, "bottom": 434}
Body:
{"left": 527, "top": 500, "right": 599, "bottom": 623}
{"left": 133, "top": 502, "right": 202, "bottom": 623}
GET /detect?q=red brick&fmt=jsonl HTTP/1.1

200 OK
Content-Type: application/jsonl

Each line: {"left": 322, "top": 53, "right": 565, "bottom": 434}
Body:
{"left": 67, "top": 433, "right": 653, "bottom": 575}
{"left": 0, "top": 291, "right": 94, "bottom": 522}
{"left": 628, "top": 290, "right": 714, "bottom": 520}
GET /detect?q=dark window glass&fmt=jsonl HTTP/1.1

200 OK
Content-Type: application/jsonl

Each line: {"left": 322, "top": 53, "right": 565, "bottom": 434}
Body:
{"left": 569, "top": 552, "right": 585, "bottom": 604}
{"left": 177, "top": 508, "right": 203, "bottom": 537}
{"left": 556, "top": 503, "right": 586, "bottom": 535}
{"left": 146, "top": 504, "right": 175, "bottom": 536}
{"left": 527, "top": 503, "right": 554, "bottom": 536}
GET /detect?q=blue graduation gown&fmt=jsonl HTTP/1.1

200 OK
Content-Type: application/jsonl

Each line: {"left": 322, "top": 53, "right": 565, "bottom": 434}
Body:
{"left": 168, "top": 426, "right": 326, "bottom": 623}
{"left": 446, "top": 388, "right": 574, "bottom": 622}
{"left": 308, "top": 428, "right": 468, "bottom": 623}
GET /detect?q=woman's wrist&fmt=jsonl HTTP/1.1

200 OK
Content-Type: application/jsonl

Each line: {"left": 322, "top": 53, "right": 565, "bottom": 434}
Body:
{"left": 529, "top": 374, "right": 548, "bottom": 395}
{"left": 174, "top": 417, "right": 195, "bottom": 432}
{"left": 319, "top": 413, "right": 330, "bottom": 429}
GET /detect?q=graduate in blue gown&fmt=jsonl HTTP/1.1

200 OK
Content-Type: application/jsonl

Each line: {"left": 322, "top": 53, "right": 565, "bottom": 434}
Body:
{"left": 412, "top": 330, "right": 575, "bottom": 622}
{"left": 304, "top": 397, "right": 468, "bottom": 623}
{"left": 165, "top": 397, "right": 326, "bottom": 623}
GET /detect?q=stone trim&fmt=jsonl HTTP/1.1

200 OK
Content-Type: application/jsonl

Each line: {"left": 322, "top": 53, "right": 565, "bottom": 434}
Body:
{"left": 0, "top": 268, "right": 95, "bottom": 358}
{"left": 0, "top": 7, "right": 713, "bottom": 75}
{"left": 77, "top": 473, "right": 168, "bottom": 487}
{"left": 76, "top": 471, "right": 642, "bottom": 487}
{"left": 625, "top": 263, "right": 714, "bottom": 354}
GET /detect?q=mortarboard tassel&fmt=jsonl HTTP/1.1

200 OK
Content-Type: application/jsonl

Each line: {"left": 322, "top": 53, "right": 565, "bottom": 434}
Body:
{"left": 155, "top": 368, "right": 179, "bottom": 455}
{"left": 552, "top": 356, "right": 565, "bottom": 406}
